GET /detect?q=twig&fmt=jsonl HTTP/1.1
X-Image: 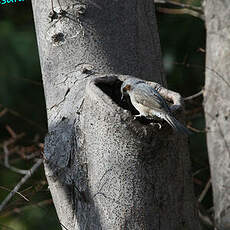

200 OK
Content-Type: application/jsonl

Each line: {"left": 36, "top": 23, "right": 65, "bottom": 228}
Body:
{"left": 187, "top": 124, "right": 206, "bottom": 133}
{"left": 2, "top": 105, "right": 46, "bottom": 132}
{"left": 184, "top": 89, "right": 204, "bottom": 101}
{"left": 0, "top": 108, "right": 8, "bottom": 117}
{"left": 157, "top": 7, "right": 204, "bottom": 20}
{"left": 0, "top": 223, "right": 15, "bottom": 230}
{"left": 176, "top": 62, "right": 230, "bottom": 89}
{"left": 198, "top": 203, "right": 215, "bottom": 228}
{"left": 5, "top": 125, "right": 17, "bottom": 138}
{"left": 0, "top": 185, "right": 29, "bottom": 202}
{"left": 193, "top": 167, "right": 208, "bottom": 176}
{"left": 198, "top": 178, "right": 211, "bottom": 203}
{"left": 0, "top": 159, "right": 43, "bottom": 212}
{"left": 198, "top": 208, "right": 214, "bottom": 228}
{"left": 23, "top": 151, "right": 41, "bottom": 160}
{"left": 2, "top": 199, "right": 52, "bottom": 217}
{"left": 4, "top": 130, "right": 25, "bottom": 146}
{"left": 154, "top": 0, "right": 202, "bottom": 12}
{"left": 3, "top": 143, "right": 30, "bottom": 175}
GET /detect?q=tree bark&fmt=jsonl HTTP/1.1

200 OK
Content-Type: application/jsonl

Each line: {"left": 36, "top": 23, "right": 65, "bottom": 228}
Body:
{"left": 204, "top": 1, "right": 230, "bottom": 229}
{"left": 32, "top": 0, "right": 200, "bottom": 229}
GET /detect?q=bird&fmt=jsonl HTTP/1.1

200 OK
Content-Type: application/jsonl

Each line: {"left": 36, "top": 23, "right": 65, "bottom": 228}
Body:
{"left": 120, "top": 78, "right": 191, "bottom": 135}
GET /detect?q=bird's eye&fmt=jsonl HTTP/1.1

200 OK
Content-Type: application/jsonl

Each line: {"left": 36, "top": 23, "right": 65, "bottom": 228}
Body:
{"left": 123, "top": 84, "right": 131, "bottom": 92}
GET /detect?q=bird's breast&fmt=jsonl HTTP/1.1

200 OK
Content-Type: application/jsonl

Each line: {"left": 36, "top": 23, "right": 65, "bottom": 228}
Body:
{"left": 129, "top": 94, "right": 150, "bottom": 116}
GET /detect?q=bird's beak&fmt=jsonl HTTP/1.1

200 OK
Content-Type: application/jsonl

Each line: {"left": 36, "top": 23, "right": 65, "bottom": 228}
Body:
{"left": 121, "top": 93, "right": 124, "bottom": 101}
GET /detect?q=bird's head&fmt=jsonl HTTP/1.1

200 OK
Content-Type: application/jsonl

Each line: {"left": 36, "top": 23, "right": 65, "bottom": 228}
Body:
{"left": 121, "top": 83, "right": 131, "bottom": 101}
{"left": 121, "top": 78, "right": 144, "bottom": 101}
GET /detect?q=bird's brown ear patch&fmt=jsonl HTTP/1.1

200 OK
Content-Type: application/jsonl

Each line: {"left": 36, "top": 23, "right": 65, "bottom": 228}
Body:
{"left": 124, "top": 84, "right": 131, "bottom": 91}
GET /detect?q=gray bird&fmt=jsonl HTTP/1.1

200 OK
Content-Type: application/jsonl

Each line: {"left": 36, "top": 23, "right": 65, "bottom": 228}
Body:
{"left": 121, "top": 78, "right": 191, "bottom": 135}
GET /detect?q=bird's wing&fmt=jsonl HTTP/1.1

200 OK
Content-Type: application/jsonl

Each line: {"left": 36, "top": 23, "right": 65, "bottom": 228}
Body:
{"left": 132, "top": 84, "right": 171, "bottom": 112}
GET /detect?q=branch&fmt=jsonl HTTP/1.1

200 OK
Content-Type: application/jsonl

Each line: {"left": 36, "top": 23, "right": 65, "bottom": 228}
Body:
{"left": 186, "top": 125, "right": 206, "bottom": 133}
{"left": 0, "top": 159, "right": 43, "bottom": 212}
{"left": 198, "top": 206, "right": 214, "bottom": 228}
{"left": 184, "top": 89, "right": 204, "bottom": 101}
{"left": 154, "top": 0, "right": 202, "bottom": 11}
{"left": 0, "top": 105, "right": 46, "bottom": 132}
{"left": 154, "top": 0, "right": 204, "bottom": 20}
{"left": 157, "top": 7, "right": 204, "bottom": 20}
{"left": 198, "top": 178, "right": 211, "bottom": 203}
{"left": 0, "top": 185, "right": 29, "bottom": 202}
{"left": 2, "top": 199, "right": 52, "bottom": 218}
{"left": 176, "top": 62, "right": 230, "bottom": 89}
{"left": 0, "top": 108, "right": 8, "bottom": 117}
{"left": 3, "top": 143, "right": 31, "bottom": 175}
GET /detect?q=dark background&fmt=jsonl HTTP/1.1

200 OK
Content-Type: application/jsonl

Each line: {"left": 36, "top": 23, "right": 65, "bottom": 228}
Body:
{"left": 0, "top": 1, "right": 209, "bottom": 229}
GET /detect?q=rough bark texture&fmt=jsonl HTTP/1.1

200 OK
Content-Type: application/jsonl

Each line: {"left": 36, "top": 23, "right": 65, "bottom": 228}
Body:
{"left": 204, "top": 1, "right": 230, "bottom": 229}
{"left": 32, "top": 0, "right": 200, "bottom": 229}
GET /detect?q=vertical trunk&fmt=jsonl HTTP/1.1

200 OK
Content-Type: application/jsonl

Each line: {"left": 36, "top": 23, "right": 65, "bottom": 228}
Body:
{"left": 32, "top": 0, "right": 200, "bottom": 229}
{"left": 204, "top": 1, "right": 230, "bottom": 229}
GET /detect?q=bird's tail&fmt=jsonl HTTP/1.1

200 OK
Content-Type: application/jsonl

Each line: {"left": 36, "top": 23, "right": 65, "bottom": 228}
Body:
{"left": 164, "top": 114, "right": 192, "bottom": 135}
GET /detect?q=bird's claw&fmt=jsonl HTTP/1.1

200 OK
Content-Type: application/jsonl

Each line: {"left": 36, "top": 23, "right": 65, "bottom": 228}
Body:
{"left": 133, "top": 114, "right": 142, "bottom": 120}
{"left": 150, "top": 122, "right": 162, "bottom": 129}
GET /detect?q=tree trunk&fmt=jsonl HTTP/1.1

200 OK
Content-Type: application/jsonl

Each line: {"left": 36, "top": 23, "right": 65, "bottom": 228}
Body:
{"left": 32, "top": 0, "right": 200, "bottom": 229}
{"left": 204, "top": 1, "right": 230, "bottom": 229}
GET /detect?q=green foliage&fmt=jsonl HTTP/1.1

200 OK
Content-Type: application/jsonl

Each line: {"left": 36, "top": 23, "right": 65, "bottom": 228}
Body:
{"left": 157, "top": 13, "right": 205, "bottom": 95}
{"left": 0, "top": 4, "right": 54, "bottom": 230}
{"left": 0, "top": 19, "right": 46, "bottom": 136}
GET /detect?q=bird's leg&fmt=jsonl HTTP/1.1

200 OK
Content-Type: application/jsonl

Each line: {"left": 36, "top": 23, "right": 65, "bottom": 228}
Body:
{"left": 147, "top": 116, "right": 162, "bottom": 129}
{"left": 150, "top": 122, "right": 162, "bottom": 129}
{"left": 133, "top": 114, "right": 143, "bottom": 120}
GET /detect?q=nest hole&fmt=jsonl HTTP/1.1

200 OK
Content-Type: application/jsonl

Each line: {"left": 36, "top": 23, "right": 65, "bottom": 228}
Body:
{"left": 95, "top": 78, "right": 156, "bottom": 125}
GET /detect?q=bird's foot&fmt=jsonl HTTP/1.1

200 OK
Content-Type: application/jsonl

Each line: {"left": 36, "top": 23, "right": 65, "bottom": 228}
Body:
{"left": 133, "top": 114, "right": 143, "bottom": 120}
{"left": 150, "top": 122, "right": 162, "bottom": 129}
